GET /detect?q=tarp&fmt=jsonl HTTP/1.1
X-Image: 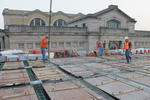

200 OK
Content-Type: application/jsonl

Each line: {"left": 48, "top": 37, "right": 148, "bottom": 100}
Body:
{"left": 0, "top": 49, "right": 25, "bottom": 56}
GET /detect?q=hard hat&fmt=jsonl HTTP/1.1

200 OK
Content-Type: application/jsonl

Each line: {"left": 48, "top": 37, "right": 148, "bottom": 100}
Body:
{"left": 125, "top": 36, "right": 128, "bottom": 40}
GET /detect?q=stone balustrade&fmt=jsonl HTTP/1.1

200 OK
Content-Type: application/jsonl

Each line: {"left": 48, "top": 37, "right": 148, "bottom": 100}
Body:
{"left": 135, "top": 30, "right": 150, "bottom": 37}
{"left": 99, "top": 27, "right": 129, "bottom": 35}
{"left": 6, "top": 25, "right": 87, "bottom": 33}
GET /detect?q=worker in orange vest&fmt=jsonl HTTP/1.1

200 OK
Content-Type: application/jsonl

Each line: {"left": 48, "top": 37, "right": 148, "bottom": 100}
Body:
{"left": 124, "top": 36, "right": 132, "bottom": 63}
{"left": 96, "top": 41, "right": 104, "bottom": 56}
{"left": 41, "top": 36, "right": 48, "bottom": 62}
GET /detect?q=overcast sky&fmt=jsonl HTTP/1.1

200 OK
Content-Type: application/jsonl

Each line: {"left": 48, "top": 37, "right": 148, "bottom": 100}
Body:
{"left": 0, "top": 0, "right": 150, "bottom": 30}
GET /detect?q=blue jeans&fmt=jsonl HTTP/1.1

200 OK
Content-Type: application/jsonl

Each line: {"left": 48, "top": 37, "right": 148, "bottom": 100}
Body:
{"left": 98, "top": 47, "right": 104, "bottom": 56}
{"left": 125, "top": 50, "right": 131, "bottom": 63}
{"left": 41, "top": 47, "right": 46, "bottom": 62}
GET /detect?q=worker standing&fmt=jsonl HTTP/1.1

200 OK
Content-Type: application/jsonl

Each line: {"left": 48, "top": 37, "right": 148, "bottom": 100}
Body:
{"left": 124, "top": 36, "right": 132, "bottom": 64}
{"left": 96, "top": 41, "right": 104, "bottom": 56}
{"left": 40, "top": 36, "right": 48, "bottom": 62}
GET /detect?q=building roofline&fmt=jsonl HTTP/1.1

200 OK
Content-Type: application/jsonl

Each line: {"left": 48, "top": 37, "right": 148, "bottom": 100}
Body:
{"left": 68, "top": 5, "right": 136, "bottom": 24}
{"left": 2, "top": 8, "right": 84, "bottom": 19}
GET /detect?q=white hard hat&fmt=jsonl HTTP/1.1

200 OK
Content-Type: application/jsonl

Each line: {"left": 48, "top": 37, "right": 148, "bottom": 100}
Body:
{"left": 125, "top": 36, "right": 128, "bottom": 40}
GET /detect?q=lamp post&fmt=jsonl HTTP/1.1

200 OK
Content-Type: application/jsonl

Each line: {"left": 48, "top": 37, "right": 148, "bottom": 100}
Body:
{"left": 48, "top": 0, "right": 52, "bottom": 62}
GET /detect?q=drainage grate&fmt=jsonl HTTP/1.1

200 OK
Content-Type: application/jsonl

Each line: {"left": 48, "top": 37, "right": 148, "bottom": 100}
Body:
{"left": 33, "top": 84, "right": 51, "bottom": 100}
{"left": 23, "top": 60, "right": 51, "bottom": 100}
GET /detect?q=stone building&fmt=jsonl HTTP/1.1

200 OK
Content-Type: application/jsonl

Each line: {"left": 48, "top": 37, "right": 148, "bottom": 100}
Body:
{"left": 0, "top": 29, "right": 9, "bottom": 50}
{"left": 2, "top": 5, "right": 150, "bottom": 51}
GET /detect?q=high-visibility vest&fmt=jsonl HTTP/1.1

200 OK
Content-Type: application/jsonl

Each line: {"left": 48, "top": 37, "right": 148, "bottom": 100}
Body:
{"left": 124, "top": 41, "right": 129, "bottom": 50}
{"left": 40, "top": 37, "right": 47, "bottom": 48}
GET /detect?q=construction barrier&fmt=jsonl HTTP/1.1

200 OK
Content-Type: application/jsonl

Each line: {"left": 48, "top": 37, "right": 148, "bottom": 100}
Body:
{"left": 28, "top": 54, "right": 37, "bottom": 60}
{"left": 106, "top": 48, "right": 150, "bottom": 55}
{"left": 2, "top": 48, "right": 150, "bottom": 62}
{"left": 5, "top": 53, "right": 54, "bottom": 62}
{"left": 6, "top": 55, "right": 19, "bottom": 62}
{"left": 29, "top": 50, "right": 67, "bottom": 58}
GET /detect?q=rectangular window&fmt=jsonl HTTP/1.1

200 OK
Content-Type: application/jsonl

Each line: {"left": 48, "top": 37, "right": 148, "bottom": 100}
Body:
{"left": 66, "top": 42, "right": 71, "bottom": 48}
{"left": 58, "top": 19, "right": 62, "bottom": 26}
{"left": 52, "top": 42, "right": 57, "bottom": 48}
{"left": 59, "top": 42, "right": 64, "bottom": 48}
{"left": 82, "top": 23, "right": 86, "bottom": 28}
{"left": 75, "top": 25, "right": 78, "bottom": 27}
{"left": 134, "top": 42, "right": 137, "bottom": 46}
{"left": 142, "top": 42, "right": 144, "bottom": 46}
{"left": 79, "top": 41, "right": 85, "bottom": 47}
{"left": 35, "top": 18, "right": 40, "bottom": 26}
{"left": 27, "top": 43, "right": 33, "bottom": 49}
{"left": 18, "top": 43, "right": 24, "bottom": 49}
{"left": 35, "top": 43, "right": 40, "bottom": 49}
{"left": 72, "top": 41, "right": 78, "bottom": 47}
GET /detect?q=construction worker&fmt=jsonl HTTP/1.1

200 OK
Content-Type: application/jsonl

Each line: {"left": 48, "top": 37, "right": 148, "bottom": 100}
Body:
{"left": 40, "top": 36, "right": 48, "bottom": 62}
{"left": 124, "top": 36, "right": 132, "bottom": 64}
{"left": 96, "top": 41, "right": 104, "bottom": 56}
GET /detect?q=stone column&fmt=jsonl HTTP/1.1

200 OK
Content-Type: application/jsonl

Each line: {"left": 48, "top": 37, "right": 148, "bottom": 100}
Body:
{"left": 122, "top": 41, "right": 124, "bottom": 49}
{"left": 33, "top": 43, "right": 36, "bottom": 50}
{"left": 132, "top": 40, "right": 135, "bottom": 49}
{"left": 88, "top": 35, "right": 99, "bottom": 51}
{"left": 105, "top": 40, "right": 109, "bottom": 49}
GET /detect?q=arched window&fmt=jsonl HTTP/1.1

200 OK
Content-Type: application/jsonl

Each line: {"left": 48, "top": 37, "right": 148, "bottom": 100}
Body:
{"left": 53, "top": 19, "right": 66, "bottom": 27}
{"left": 30, "top": 18, "right": 46, "bottom": 26}
{"left": 107, "top": 20, "right": 120, "bottom": 29}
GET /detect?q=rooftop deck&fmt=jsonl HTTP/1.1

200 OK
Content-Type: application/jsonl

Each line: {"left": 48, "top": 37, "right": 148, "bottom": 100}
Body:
{"left": 0, "top": 54, "right": 150, "bottom": 100}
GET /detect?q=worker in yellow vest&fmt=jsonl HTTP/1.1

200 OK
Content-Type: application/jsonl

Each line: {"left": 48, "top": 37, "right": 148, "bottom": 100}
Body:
{"left": 124, "top": 36, "right": 132, "bottom": 63}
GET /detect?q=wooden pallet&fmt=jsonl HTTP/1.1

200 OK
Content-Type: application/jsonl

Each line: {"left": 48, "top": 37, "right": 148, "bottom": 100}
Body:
{"left": 0, "top": 69, "right": 30, "bottom": 85}
{"left": 3, "top": 62, "right": 24, "bottom": 69}
{"left": 33, "top": 67, "right": 67, "bottom": 80}
{"left": 0, "top": 86, "right": 37, "bottom": 100}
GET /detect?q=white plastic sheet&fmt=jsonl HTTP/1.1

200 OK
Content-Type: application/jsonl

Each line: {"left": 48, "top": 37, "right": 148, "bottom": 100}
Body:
{"left": 0, "top": 49, "right": 25, "bottom": 56}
